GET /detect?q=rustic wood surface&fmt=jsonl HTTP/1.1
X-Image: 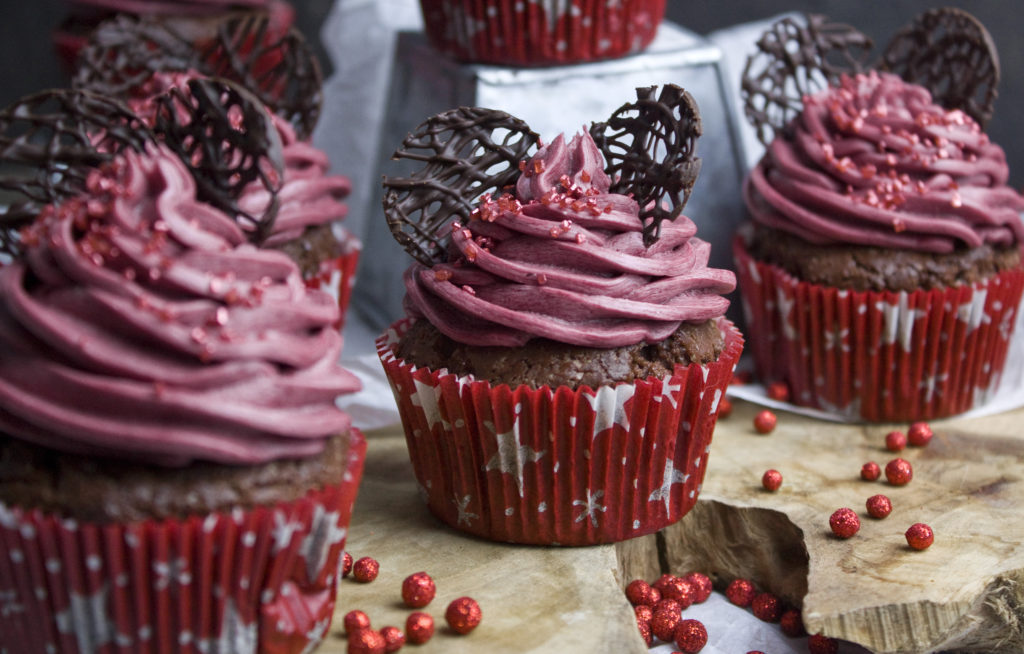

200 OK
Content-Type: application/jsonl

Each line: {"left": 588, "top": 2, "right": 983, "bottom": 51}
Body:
{"left": 323, "top": 398, "right": 1024, "bottom": 653}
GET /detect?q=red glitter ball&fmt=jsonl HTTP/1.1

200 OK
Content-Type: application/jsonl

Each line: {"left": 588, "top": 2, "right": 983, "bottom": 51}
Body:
{"left": 379, "top": 626, "right": 404, "bottom": 653}
{"left": 405, "top": 612, "right": 434, "bottom": 645}
{"left": 718, "top": 396, "right": 733, "bottom": 419}
{"left": 445, "top": 597, "right": 482, "bottom": 635}
{"left": 751, "top": 592, "right": 782, "bottom": 622}
{"left": 725, "top": 578, "right": 756, "bottom": 607}
{"left": 808, "top": 633, "right": 839, "bottom": 654}
{"left": 625, "top": 579, "right": 658, "bottom": 607}
{"left": 866, "top": 494, "right": 893, "bottom": 519}
{"left": 766, "top": 381, "right": 790, "bottom": 402}
{"left": 861, "top": 461, "right": 881, "bottom": 481}
{"left": 343, "top": 610, "right": 371, "bottom": 635}
{"left": 905, "top": 522, "right": 935, "bottom": 550}
{"left": 655, "top": 576, "right": 694, "bottom": 609}
{"left": 637, "top": 619, "right": 653, "bottom": 646}
{"left": 401, "top": 571, "right": 436, "bottom": 608}
{"left": 653, "top": 598, "right": 682, "bottom": 617}
{"left": 342, "top": 552, "right": 353, "bottom": 578}
{"left": 673, "top": 618, "right": 708, "bottom": 654}
{"left": 651, "top": 605, "right": 682, "bottom": 642}
{"left": 747, "top": 652, "right": 767, "bottom": 654}
{"left": 682, "top": 572, "right": 712, "bottom": 604}
{"left": 761, "top": 469, "right": 783, "bottom": 492}
{"left": 908, "top": 422, "right": 934, "bottom": 447}
{"left": 885, "top": 458, "right": 914, "bottom": 486}
{"left": 634, "top": 605, "right": 653, "bottom": 628}
{"left": 885, "top": 430, "right": 907, "bottom": 452}
{"left": 779, "top": 608, "right": 805, "bottom": 637}
{"left": 829, "top": 508, "right": 860, "bottom": 539}
{"left": 347, "top": 629, "right": 386, "bottom": 654}
{"left": 753, "top": 410, "right": 777, "bottom": 434}
{"left": 352, "top": 557, "right": 380, "bottom": 583}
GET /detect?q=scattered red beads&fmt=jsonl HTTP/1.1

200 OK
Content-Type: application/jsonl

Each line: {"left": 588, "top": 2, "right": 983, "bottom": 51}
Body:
{"left": 808, "top": 633, "right": 839, "bottom": 654}
{"left": 682, "top": 572, "right": 712, "bottom": 604}
{"left": 885, "top": 458, "right": 914, "bottom": 486}
{"left": 655, "top": 575, "right": 695, "bottom": 608}
{"left": 751, "top": 592, "right": 782, "bottom": 622}
{"left": 343, "top": 610, "right": 371, "bottom": 635}
{"left": 653, "top": 598, "right": 682, "bottom": 616}
{"left": 761, "top": 469, "right": 783, "bottom": 492}
{"left": 638, "top": 619, "right": 653, "bottom": 646}
{"left": 860, "top": 461, "right": 881, "bottom": 481}
{"left": 352, "top": 557, "right": 380, "bottom": 583}
{"left": 342, "top": 551, "right": 354, "bottom": 578}
{"left": 401, "top": 571, "right": 436, "bottom": 608}
{"left": 779, "top": 608, "right": 805, "bottom": 637}
{"left": 718, "top": 396, "right": 733, "bottom": 419}
{"left": 380, "top": 626, "right": 405, "bottom": 653}
{"left": 905, "top": 522, "right": 934, "bottom": 550}
{"left": 866, "top": 494, "right": 893, "bottom": 519}
{"left": 753, "top": 410, "right": 777, "bottom": 434}
{"left": 725, "top": 578, "right": 756, "bottom": 607}
{"left": 634, "top": 604, "right": 653, "bottom": 628}
{"left": 673, "top": 618, "right": 708, "bottom": 654}
{"left": 625, "top": 579, "right": 659, "bottom": 607}
{"left": 885, "top": 430, "right": 907, "bottom": 452}
{"left": 347, "top": 628, "right": 386, "bottom": 654}
{"left": 766, "top": 381, "right": 790, "bottom": 402}
{"left": 651, "top": 604, "right": 682, "bottom": 642}
{"left": 908, "top": 422, "right": 933, "bottom": 447}
{"left": 405, "top": 612, "right": 434, "bottom": 645}
{"left": 445, "top": 596, "right": 482, "bottom": 635}
{"left": 829, "top": 507, "right": 860, "bottom": 539}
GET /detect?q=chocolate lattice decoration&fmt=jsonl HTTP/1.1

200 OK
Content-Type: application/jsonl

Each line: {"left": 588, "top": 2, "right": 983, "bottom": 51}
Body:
{"left": 153, "top": 78, "right": 284, "bottom": 244}
{"left": 382, "top": 107, "right": 540, "bottom": 265}
{"left": 742, "top": 14, "right": 873, "bottom": 146}
{"left": 590, "top": 85, "right": 702, "bottom": 246}
{"left": 0, "top": 89, "right": 154, "bottom": 257}
{"left": 879, "top": 7, "right": 999, "bottom": 127}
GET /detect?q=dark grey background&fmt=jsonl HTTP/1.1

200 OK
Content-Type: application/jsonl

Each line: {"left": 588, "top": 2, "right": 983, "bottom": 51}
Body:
{"left": 2, "top": 1, "right": 1022, "bottom": 185}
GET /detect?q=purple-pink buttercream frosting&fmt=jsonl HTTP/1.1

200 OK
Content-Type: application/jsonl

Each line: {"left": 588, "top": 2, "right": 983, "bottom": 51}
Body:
{"left": 745, "top": 71, "right": 1024, "bottom": 253}
{"left": 403, "top": 131, "right": 736, "bottom": 348}
{"left": 0, "top": 145, "right": 359, "bottom": 466}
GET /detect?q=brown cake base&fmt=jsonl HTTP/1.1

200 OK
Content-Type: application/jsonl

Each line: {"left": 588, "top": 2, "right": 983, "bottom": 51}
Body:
{"left": 0, "top": 431, "right": 354, "bottom": 523}
{"left": 275, "top": 223, "right": 347, "bottom": 279}
{"left": 396, "top": 318, "right": 725, "bottom": 390}
{"left": 747, "top": 225, "right": 1022, "bottom": 292}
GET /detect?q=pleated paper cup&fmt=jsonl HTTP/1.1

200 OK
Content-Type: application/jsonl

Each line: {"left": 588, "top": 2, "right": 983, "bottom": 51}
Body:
{"left": 377, "top": 318, "right": 742, "bottom": 546}
{"left": 302, "top": 233, "right": 360, "bottom": 331}
{"left": 0, "top": 429, "right": 365, "bottom": 654}
{"left": 734, "top": 235, "right": 1024, "bottom": 422}
{"left": 418, "top": 0, "right": 666, "bottom": 67}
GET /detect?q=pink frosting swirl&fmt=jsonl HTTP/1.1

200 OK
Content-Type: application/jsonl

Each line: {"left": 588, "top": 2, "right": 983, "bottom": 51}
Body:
{"left": 745, "top": 72, "right": 1024, "bottom": 253}
{"left": 0, "top": 145, "right": 360, "bottom": 466}
{"left": 403, "top": 131, "right": 736, "bottom": 348}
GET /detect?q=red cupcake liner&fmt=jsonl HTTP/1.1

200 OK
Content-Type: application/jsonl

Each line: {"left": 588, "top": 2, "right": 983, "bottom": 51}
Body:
{"left": 0, "top": 429, "right": 365, "bottom": 654}
{"left": 303, "top": 236, "right": 360, "bottom": 331}
{"left": 376, "top": 317, "right": 743, "bottom": 546}
{"left": 733, "top": 236, "right": 1024, "bottom": 422}
{"left": 418, "top": 0, "right": 666, "bottom": 67}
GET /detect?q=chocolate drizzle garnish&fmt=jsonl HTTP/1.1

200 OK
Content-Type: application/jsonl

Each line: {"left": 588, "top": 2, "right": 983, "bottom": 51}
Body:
{"left": 590, "top": 85, "right": 702, "bottom": 246}
{"left": 879, "top": 7, "right": 999, "bottom": 127}
{"left": 382, "top": 107, "right": 539, "bottom": 265}
{"left": 0, "top": 89, "right": 154, "bottom": 257}
{"left": 742, "top": 14, "right": 872, "bottom": 147}
{"left": 152, "top": 78, "right": 284, "bottom": 243}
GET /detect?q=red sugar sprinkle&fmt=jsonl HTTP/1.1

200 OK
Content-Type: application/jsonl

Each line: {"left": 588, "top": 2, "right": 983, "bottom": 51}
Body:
{"left": 725, "top": 578, "right": 756, "bottom": 607}
{"left": 434, "top": 269, "right": 453, "bottom": 281}
{"left": 866, "top": 494, "right": 892, "bottom": 519}
{"left": 829, "top": 507, "right": 860, "bottom": 539}
{"left": 905, "top": 522, "right": 934, "bottom": 550}
{"left": 885, "top": 430, "right": 907, "bottom": 452}
{"left": 753, "top": 410, "right": 777, "bottom": 434}
{"left": 885, "top": 458, "right": 913, "bottom": 486}
{"left": 352, "top": 557, "right": 379, "bottom": 583}
{"left": 808, "top": 633, "right": 839, "bottom": 654}
{"left": 751, "top": 592, "right": 782, "bottom": 622}
{"left": 908, "top": 422, "right": 933, "bottom": 447}
{"left": 532, "top": 160, "right": 545, "bottom": 174}
{"left": 673, "top": 618, "right": 707, "bottom": 654}
{"left": 343, "top": 609, "right": 371, "bottom": 635}
{"left": 405, "top": 612, "right": 434, "bottom": 645}
{"left": 861, "top": 461, "right": 881, "bottom": 481}
{"left": 761, "top": 469, "right": 783, "bottom": 492}
{"left": 445, "top": 596, "right": 482, "bottom": 635}
{"left": 681, "top": 572, "right": 712, "bottom": 604}
{"left": 779, "top": 608, "right": 805, "bottom": 637}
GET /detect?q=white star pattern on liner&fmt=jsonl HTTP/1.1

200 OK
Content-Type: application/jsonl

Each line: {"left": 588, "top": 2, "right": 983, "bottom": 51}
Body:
{"left": 152, "top": 557, "right": 191, "bottom": 590}
{"left": 411, "top": 379, "right": 449, "bottom": 432}
{"left": 876, "top": 297, "right": 928, "bottom": 352}
{"left": 194, "top": 599, "right": 256, "bottom": 654}
{"left": 0, "top": 504, "right": 18, "bottom": 529}
{"left": 573, "top": 490, "right": 607, "bottom": 528}
{"left": 0, "top": 590, "right": 24, "bottom": 618}
{"left": 271, "top": 511, "right": 305, "bottom": 554}
{"left": 299, "top": 615, "right": 332, "bottom": 654}
{"left": 647, "top": 459, "right": 690, "bottom": 513}
{"left": 584, "top": 385, "right": 635, "bottom": 439}
{"left": 656, "top": 375, "right": 682, "bottom": 410}
{"left": 299, "top": 505, "right": 347, "bottom": 582}
{"left": 823, "top": 325, "right": 849, "bottom": 352}
{"left": 483, "top": 416, "right": 545, "bottom": 497}
{"left": 999, "top": 309, "right": 1015, "bottom": 341}
{"left": 55, "top": 583, "right": 126, "bottom": 654}
{"left": 453, "top": 495, "right": 478, "bottom": 527}
{"left": 775, "top": 287, "right": 797, "bottom": 340}
{"left": 957, "top": 287, "right": 989, "bottom": 331}
{"left": 919, "top": 372, "right": 949, "bottom": 403}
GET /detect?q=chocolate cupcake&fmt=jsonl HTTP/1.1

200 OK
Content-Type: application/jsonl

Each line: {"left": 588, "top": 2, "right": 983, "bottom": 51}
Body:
{"left": 0, "top": 87, "right": 364, "bottom": 652}
{"left": 378, "top": 86, "right": 742, "bottom": 545}
{"left": 736, "top": 10, "right": 1024, "bottom": 421}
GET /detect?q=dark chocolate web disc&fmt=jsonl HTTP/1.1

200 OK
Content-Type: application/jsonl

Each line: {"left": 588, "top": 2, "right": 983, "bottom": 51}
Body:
{"left": 879, "top": 7, "right": 999, "bottom": 127}
{"left": 590, "top": 84, "right": 702, "bottom": 246}
{"left": 742, "top": 14, "right": 873, "bottom": 146}
{"left": 0, "top": 89, "right": 154, "bottom": 257}
{"left": 382, "top": 107, "right": 539, "bottom": 266}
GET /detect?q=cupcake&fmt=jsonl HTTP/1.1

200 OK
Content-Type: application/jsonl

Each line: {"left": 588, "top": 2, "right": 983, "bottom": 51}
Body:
{"left": 418, "top": 0, "right": 666, "bottom": 67}
{"left": 0, "top": 89, "right": 364, "bottom": 651}
{"left": 73, "top": 16, "right": 361, "bottom": 328}
{"left": 737, "top": 10, "right": 1024, "bottom": 421}
{"left": 378, "top": 86, "right": 742, "bottom": 545}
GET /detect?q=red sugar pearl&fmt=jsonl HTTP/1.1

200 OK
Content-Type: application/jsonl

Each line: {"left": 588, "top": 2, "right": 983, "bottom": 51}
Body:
{"left": 651, "top": 604, "right": 682, "bottom": 642}
{"left": 347, "top": 629, "right": 386, "bottom": 654}
{"left": 905, "top": 523, "right": 935, "bottom": 550}
{"left": 352, "top": 557, "right": 380, "bottom": 583}
{"left": 725, "top": 578, "right": 756, "bottom": 607}
{"left": 673, "top": 618, "right": 708, "bottom": 654}
{"left": 885, "top": 458, "right": 914, "bottom": 486}
{"left": 829, "top": 508, "right": 860, "bottom": 539}
{"left": 753, "top": 410, "right": 777, "bottom": 434}
{"left": 761, "top": 469, "right": 783, "bottom": 492}
{"left": 751, "top": 592, "right": 782, "bottom": 622}
{"left": 634, "top": 604, "right": 653, "bottom": 628}
{"left": 866, "top": 494, "right": 893, "bottom": 519}
{"left": 380, "top": 626, "right": 405, "bottom": 653}
{"left": 343, "top": 610, "right": 371, "bottom": 635}
{"left": 625, "top": 579, "right": 659, "bottom": 607}
{"left": 445, "top": 597, "right": 482, "bottom": 635}
{"left": 682, "top": 572, "right": 712, "bottom": 604}
{"left": 638, "top": 619, "right": 653, "bottom": 646}
{"left": 401, "top": 571, "right": 436, "bottom": 608}
{"left": 808, "top": 633, "right": 839, "bottom": 654}
{"left": 779, "top": 608, "right": 805, "bottom": 637}
{"left": 885, "top": 430, "right": 907, "bottom": 452}
{"left": 656, "top": 576, "right": 695, "bottom": 609}
{"left": 718, "top": 396, "right": 733, "bottom": 419}
{"left": 766, "top": 381, "right": 790, "bottom": 402}
{"left": 908, "top": 422, "right": 934, "bottom": 447}
{"left": 861, "top": 461, "right": 881, "bottom": 481}
{"left": 405, "top": 612, "right": 434, "bottom": 645}
{"left": 341, "top": 551, "right": 353, "bottom": 578}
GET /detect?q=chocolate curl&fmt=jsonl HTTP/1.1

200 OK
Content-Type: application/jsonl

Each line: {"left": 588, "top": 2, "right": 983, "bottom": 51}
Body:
{"left": 382, "top": 107, "right": 539, "bottom": 265}
{"left": 0, "top": 89, "right": 154, "bottom": 257}
{"left": 879, "top": 7, "right": 999, "bottom": 127}
{"left": 590, "top": 84, "right": 702, "bottom": 246}
{"left": 153, "top": 78, "right": 284, "bottom": 244}
{"left": 741, "top": 14, "right": 873, "bottom": 146}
